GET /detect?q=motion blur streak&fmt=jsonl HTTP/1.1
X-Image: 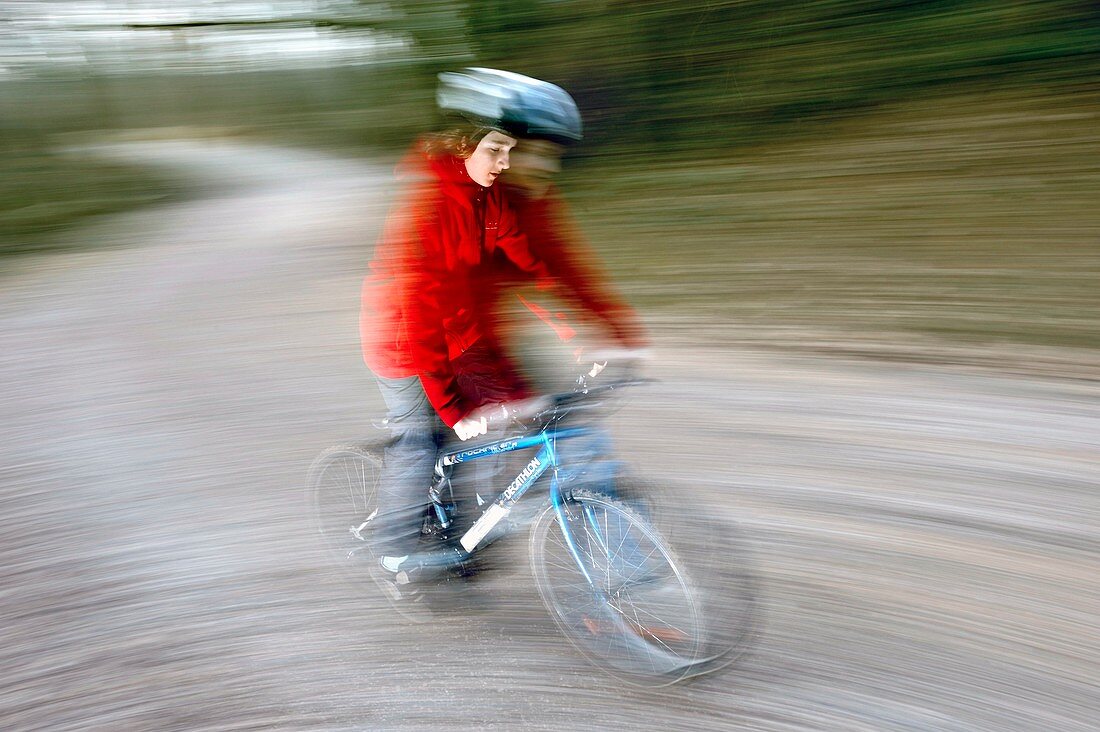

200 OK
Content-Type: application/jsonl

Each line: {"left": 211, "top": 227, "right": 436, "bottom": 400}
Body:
{"left": 2, "top": 1, "right": 1099, "bottom": 730}
{"left": 2, "top": 137, "right": 1097, "bottom": 731}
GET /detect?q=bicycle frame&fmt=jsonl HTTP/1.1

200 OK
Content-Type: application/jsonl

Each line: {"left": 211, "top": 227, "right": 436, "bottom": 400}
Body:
{"left": 431, "top": 425, "right": 593, "bottom": 561}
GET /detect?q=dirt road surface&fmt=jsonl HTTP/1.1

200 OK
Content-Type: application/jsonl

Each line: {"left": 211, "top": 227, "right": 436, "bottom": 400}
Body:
{"left": 2, "top": 141, "right": 1097, "bottom": 731}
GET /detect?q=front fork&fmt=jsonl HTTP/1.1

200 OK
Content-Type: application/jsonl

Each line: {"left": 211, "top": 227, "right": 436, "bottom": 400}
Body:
{"left": 551, "top": 468, "right": 606, "bottom": 589}
{"left": 542, "top": 427, "right": 588, "bottom": 582}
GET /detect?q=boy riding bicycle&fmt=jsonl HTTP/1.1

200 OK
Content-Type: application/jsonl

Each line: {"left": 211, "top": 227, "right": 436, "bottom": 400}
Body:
{"left": 359, "top": 69, "right": 644, "bottom": 593}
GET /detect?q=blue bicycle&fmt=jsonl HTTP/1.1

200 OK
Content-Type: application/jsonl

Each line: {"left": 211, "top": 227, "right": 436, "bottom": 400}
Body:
{"left": 308, "top": 370, "right": 752, "bottom": 685}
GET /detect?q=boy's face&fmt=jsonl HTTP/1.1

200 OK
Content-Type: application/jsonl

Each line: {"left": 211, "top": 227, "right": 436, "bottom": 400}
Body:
{"left": 464, "top": 130, "right": 517, "bottom": 187}
{"left": 507, "top": 139, "right": 564, "bottom": 198}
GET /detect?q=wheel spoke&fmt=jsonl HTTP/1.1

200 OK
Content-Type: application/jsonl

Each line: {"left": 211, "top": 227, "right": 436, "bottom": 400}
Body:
{"left": 309, "top": 447, "right": 384, "bottom": 578}
{"left": 532, "top": 491, "right": 701, "bottom": 683}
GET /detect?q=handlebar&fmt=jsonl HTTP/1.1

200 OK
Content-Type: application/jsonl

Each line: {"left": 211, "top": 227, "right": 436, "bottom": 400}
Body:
{"left": 469, "top": 348, "right": 653, "bottom": 435}
{"left": 485, "top": 377, "right": 655, "bottom": 431}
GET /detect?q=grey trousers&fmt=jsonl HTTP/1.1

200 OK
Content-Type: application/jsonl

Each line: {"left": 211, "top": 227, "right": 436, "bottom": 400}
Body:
{"left": 370, "top": 343, "right": 616, "bottom": 556}
{"left": 373, "top": 374, "right": 445, "bottom": 556}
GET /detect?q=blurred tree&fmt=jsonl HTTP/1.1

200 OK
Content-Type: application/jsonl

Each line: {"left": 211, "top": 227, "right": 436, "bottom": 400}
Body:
{"left": 382, "top": 0, "right": 472, "bottom": 60}
{"left": 382, "top": 0, "right": 1100, "bottom": 154}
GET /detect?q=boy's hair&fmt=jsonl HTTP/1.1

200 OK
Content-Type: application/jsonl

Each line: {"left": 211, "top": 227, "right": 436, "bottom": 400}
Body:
{"left": 420, "top": 123, "right": 491, "bottom": 159}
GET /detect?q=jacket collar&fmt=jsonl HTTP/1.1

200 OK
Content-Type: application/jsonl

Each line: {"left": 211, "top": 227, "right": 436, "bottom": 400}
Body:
{"left": 396, "top": 141, "right": 485, "bottom": 196}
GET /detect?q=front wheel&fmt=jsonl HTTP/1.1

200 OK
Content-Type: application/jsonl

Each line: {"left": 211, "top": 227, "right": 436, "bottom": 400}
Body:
{"left": 530, "top": 489, "right": 706, "bottom": 685}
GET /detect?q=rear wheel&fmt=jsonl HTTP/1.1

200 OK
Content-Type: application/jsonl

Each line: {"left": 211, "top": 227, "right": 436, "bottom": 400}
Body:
{"left": 530, "top": 489, "right": 705, "bottom": 685}
{"left": 307, "top": 442, "right": 385, "bottom": 586}
{"left": 307, "top": 441, "right": 456, "bottom": 623}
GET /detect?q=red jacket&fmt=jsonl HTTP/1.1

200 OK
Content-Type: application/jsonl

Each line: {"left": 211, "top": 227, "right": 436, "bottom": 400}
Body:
{"left": 360, "top": 143, "right": 550, "bottom": 426}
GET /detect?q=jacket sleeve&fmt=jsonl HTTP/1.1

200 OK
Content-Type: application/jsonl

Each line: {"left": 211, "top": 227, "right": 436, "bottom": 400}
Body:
{"left": 492, "top": 194, "right": 554, "bottom": 287}
{"left": 518, "top": 193, "right": 648, "bottom": 348}
{"left": 401, "top": 209, "right": 475, "bottom": 428}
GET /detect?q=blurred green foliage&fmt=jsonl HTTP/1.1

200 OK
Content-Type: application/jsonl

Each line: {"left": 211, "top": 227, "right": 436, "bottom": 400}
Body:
{"left": 2, "top": 1, "right": 1097, "bottom": 359}
{"left": 3, "top": 1, "right": 1096, "bottom": 156}
{"left": 561, "top": 84, "right": 1100, "bottom": 355}
{"left": 438, "top": 0, "right": 1100, "bottom": 153}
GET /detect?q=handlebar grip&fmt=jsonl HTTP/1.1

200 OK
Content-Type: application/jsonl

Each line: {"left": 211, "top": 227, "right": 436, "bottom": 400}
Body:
{"left": 483, "top": 396, "right": 553, "bottom": 428}
{"left": 483, "top": 378, "right": 649, "bottom": 430}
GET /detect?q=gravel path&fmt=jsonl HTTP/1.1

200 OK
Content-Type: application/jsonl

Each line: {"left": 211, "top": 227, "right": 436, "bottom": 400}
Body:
{"left": 1, "top": 141, "right": 1097, "bottom": 731}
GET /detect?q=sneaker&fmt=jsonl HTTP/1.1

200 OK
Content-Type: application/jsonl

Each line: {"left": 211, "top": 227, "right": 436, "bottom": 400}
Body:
{"left": 367, "top": 560, "right": 436, "bottom": 622}
{"left": 377, "top": 543, "right": 469, "bottom": 585}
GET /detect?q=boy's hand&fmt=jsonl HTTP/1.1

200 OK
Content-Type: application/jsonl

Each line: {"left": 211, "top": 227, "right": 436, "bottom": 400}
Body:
{"left": 453, "top": 413, "right": 488, "bottom": 441}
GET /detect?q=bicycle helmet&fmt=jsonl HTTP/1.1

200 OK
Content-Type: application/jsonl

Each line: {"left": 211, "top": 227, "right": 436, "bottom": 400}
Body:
{"left": 436, "top": 67, "right": 582, "bottom": 145}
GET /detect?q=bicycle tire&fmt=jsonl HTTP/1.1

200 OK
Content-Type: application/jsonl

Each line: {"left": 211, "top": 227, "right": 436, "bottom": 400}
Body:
{"left": 307, "top": 442, "right": 386, "bottom": 588}
{"left": 529, "top": 488, "right": 706, "bottom": 686}
{"left": 618, "top": 479, "right": 760, "bottom": 680}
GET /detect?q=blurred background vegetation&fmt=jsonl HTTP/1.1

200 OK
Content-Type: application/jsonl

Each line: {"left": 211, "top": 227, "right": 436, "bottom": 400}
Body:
{"left": 2, "top": 1, "right": 1098, "bottom": 359}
